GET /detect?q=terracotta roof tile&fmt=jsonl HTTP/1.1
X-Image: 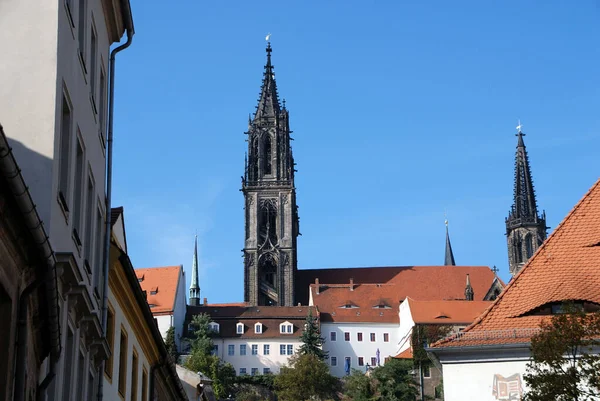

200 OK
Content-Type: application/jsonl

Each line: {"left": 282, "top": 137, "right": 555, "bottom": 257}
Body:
{"left": 405, "top": 298, "right": 493, "bottom": 324}
{"left": 433, "top": 178, "right": 600, "bottom": 348}
{"left": 135, "top": 266, "right": 182, "bottom": 314}
{"left": 394, "top": 348, "right": 413, "bottom": 359}
{"left": 308, "top": 266, "right": 497, "bottom": 323}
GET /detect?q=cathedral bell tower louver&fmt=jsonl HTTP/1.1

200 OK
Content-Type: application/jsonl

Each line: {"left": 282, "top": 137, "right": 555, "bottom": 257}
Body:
{"left": 505, "top": 123, "right": 547, "bottom": 277}
{"left": 241, "top": 41, "right": 299, "bottom": 306}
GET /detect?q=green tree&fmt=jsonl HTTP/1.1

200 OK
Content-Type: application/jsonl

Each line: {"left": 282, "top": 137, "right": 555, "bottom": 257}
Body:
{"left": 165, "top": 326, "right": 179, "bottom": 362}
{"left": 370, "top": 359, "right": 418, "bottom": 401}
{"left": 298, "top": 309, "right": 328, "bottom": 361}
{"left": 342, "top": 370, "right": 377, "bottom": 401}
{"left": 275, "top": 354, "right": 340, "bottom": 401}
{"left": 523, "top": 307, "right": 600, "bottom": 401}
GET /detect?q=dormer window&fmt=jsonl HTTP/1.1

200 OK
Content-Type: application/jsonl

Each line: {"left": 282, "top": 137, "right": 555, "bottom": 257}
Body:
{"left": 340, "top": 302, "right": 359, "bottom": 309}
{"left": 209, "top": 322, "right": 220, "bottom": 333}
{"left": 255, "top": 323, "right": 263, "bottom": 334}
{"left": 137, "top": 275, "right": 144, "bottom": 282}
{"left": 236, "top": 323, "right": 244, "bottom": 334}
{"left": 150, "top": 286, "right": 158, "bottom": 295}
{"left": 148, "top": 304, "right": 156, "bottom": 308}
{"left": 280, "top": 322, "right": 293, "bottom": 334}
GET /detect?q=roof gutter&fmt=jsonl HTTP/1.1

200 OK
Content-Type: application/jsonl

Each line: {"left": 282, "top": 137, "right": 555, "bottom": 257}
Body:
{"left": 98, "top": 1, "right": 134, "bottom": 401}
{"left": 0, "top": 128, "right": 62, "bottom": 399}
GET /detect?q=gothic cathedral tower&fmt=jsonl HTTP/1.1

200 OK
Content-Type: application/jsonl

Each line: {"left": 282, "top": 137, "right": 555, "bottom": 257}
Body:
{"left": 505, "top": 127, "right": 547, "bottom": 277}
{"left": 241, "top": 42, "right": 299, "bottom": 306}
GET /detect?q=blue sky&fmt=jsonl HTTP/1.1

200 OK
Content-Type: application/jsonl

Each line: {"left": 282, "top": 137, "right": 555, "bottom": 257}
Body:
{"left": 112, "top": 1, "right": 600, "bottom": 304}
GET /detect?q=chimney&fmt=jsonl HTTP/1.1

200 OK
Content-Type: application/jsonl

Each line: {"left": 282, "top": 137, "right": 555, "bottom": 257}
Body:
{"left": 315, "top": 278, "right": 320, "bottom": 295}
{"left": 350, "top": 278, "right": 354, "bottom": 291}
{"left": 203, "top": 297, "right": 208, "bottom": 305}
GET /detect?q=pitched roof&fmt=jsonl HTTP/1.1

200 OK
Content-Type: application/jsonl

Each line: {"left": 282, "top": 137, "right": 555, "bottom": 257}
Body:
{"left": 135, "top": 266, "right": 182, "bottom": 314}
{"left": 186, "top": 305, "right": 316, "bottom": 339}
{"left": 394, "top": 348, "right": 413, "bottom": 359}
{"left": 433, "top": 178, "right": 600, "bottom": 348}
{"left": 405, "top": 298, "right": 492, "bottom": 324}
{"left": 306, "top": 266, "right": 498, "bottom": 323}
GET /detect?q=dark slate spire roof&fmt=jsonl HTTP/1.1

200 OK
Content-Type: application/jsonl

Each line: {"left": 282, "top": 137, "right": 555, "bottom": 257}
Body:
{"left": 508, "top": 130, "right": 540, "bottom": 221}
{"left": 254, "top": 42, "right": 281, "bottom": 121}
{"left": 444, "top": 220, "right": 456, "bottom": 266}
{"left": 189, "top": 235, "right": 200, "bottom": 306}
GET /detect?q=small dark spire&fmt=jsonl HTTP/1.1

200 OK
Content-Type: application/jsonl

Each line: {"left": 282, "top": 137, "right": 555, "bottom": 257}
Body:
{"left": 465, "top": 274, "right": 474, "bottom": 301}
{"left": 253, "top": 42, "right": 281, "bottom": 120}
{"left": 444, "top": 219, "right": 456, "bottom": 266}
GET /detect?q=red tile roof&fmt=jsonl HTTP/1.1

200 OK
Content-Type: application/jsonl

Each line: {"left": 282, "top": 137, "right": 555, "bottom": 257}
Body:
{"left": 135, "top": 266, "right": 182, "bottom": 314}
{"left": 405, "top": 298, "right": 493, "bottom": 324}
{"left": 186, "top": 305, "right": 316, "bottom": 339}
{"left": 394, "top": 348, "right": 413, "bottom": 359}
{"left": 308, "top": 266, "right": 498, "bottom": 323}
{"left": 433, "top": 178, "right": 600, "bottom": 348}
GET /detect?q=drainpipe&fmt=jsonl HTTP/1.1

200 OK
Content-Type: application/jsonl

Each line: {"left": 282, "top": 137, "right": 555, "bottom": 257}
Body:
{"left": 97, "top": 2, "right": 134, "bottom": 401}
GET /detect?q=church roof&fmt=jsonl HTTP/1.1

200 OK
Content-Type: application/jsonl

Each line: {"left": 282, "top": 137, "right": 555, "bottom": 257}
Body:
{"left": 135, "top": 265, "right": 182, "bottom": 314}
{"left": 253, "top": 42, "right": 281, "bottom": 121}
{"left": 303, "top": 265, "right": 498, "bottom": 323}
{"left": 433, "top": 178, "right": 600, "bottom": 348}
{"left": 404, "top": 298, "right": 492, "bottom": 324}
{"left": 444, "top": 222, "right": 456, "bottom": 266}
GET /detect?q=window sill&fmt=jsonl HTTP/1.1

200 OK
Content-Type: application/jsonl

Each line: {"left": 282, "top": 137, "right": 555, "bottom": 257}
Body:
{"left": 90, "top": 92, "right": 98, "bottom": 118}
{"left": 98, "top": 130, "right": 106, "bottom": 157}
{"left": 78, "top": 51, "right": 88, "bottom": 81}
{"left": 64, "top": 2, "right": 75, "bottom": 29}
{"left": 57, "top": 191, "right": 70, "bottom": 223}
{"left": 72, "top": 229, "right": 82, "bottom": 255}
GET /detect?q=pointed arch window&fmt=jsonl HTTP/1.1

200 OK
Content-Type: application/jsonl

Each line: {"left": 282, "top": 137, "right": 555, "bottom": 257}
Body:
{"left": 525, "top": 233, "right": 533, "bottom": 259}
{"left": 251, "top": 138, "right": 259, "bottom": 180}
{"left": 263, "top": 135, "right": 272, "bottom": 175}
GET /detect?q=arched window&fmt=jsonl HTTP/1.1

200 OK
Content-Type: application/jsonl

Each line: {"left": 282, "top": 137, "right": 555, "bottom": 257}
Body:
{"left": 525, "top": 234, "right": 533, "bottom": 259}
{"left": 516, "top": 237, "right": 523, "bottom": 264}
{"left": 251, "top": 138, "right": 259, "bottom": 179}
{"left": 263, "top": 135, "right": 272, "bottom": 175}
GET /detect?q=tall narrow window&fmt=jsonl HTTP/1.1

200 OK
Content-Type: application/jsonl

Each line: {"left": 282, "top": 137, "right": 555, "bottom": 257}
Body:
{"left": 516, "top": 237, "right": 523, "bottom": 264}
{"left": 62, "top": 328, "right": 74, "bottom": 401}
{"left": 76, "top": 351, "right": 85, "bottom": 400}
{"left": 525, "top": 234, "right": 533, "bottom": 259}
{"left": 141, "top": 368, "right": 148, "bottom": 401}
{"left": 90, "top": 27, "right": 97, "bottom": 107}
{"left": 118, "top": 329, "right": 128, "bottom": 396}
{"left": 94, "top": 208, "right": 104, "bottom": 297}
{"left": 0, "top": 286, "right": 12, "bottom": 398}
{"left": 59, "top": 97, "right": 72, "bottom": 210}
{"left": 104, "top": 307, "right": 115, "bottom": 377}
{"left": 99, "top": 70, "right": 106, "bottom": 144}
{"left": 83, "top": 173, "right": 94, "bottom": 269}
{"left": 131, "top": 350, "right": 138, "bottom": 401}
{"left": 263, "top": 135, "right": 272, "bottom": 175}
{"left": 78, "top": 0, "right": 87, "bottom": 65}
{"left": 86, "top": 371, "right": 95, "bottom": 401}
{"left": 72, "top": 138, "right": 85, "bottom": 245}
{"left": 251, "top": 138, "right": 259, "bottom": 179}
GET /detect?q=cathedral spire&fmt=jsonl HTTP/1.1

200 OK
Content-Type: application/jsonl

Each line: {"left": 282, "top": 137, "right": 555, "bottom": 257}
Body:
{"left": 506, "top": 122, "right": 547, "bottom": 277}
{"left": 465, "top": 274, "right": 474, "bottom": 301}
{"left": 444, "top": 219, "right": 456, "bottom": 266}
{"left": 253, "top": 42, "right": 281, "bottom": 121}
{"left": 189, "top": 235, "right": 200, "bottom": 306}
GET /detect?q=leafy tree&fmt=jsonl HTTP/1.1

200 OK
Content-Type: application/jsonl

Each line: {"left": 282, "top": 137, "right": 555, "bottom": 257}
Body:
{"left": 165, "top": 326, "right": 179, "bottom": 362}
{"left": 275, "top": 354, "right": 340, "bottom": 401}
{"left": 342, "top": 370, "right": 377, "bottom": 401}
{"left": 370, "top": 358, "right": 418, "bottom": 401}
{"left": 523, "top": 307, "right": 600, "bottom": 401}
{"left": 298, "top": 309, "right": 328, "bottom": 361}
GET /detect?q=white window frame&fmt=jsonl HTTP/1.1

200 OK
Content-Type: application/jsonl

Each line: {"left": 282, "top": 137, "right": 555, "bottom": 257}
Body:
{"left": 236, "top": 323, "right": 244, "bottom": 334}
{"left": 209, "top": 322, "right": 220, "bottom": 333}
{"left": 255, "top": 323, "right": 262, "bottom": 334}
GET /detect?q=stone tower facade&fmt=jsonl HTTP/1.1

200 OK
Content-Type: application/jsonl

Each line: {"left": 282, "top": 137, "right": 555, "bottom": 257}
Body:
{"left": 241, "top": 42, "right": 299, "bottom": 306}
{"left": 506, "top": 129, "right": 547, "bottom": 277}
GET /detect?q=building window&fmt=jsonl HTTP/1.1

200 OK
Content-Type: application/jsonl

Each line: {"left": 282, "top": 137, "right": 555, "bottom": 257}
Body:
{"left": 423, "top": 365, "right": 431, "bottom": 378}
{"left": 228, "top": 345, "right": 235, "bottom": 356}
{"left": 280, "top": 323, "right": 293, "bottom": 334}
{"left": 330, "top": 357, "right": 337, "bottom": 367}
{"left": 280, "top": 345, "right": 285, "bottom": 355}
{"left": 263, "top": 344, "right": 270, "bottom": 355}
{"left": 255, "top": 323, "right": 262, "bottom": 334}
{"left": 252, "top": 345, "right": 258, "bottom": 355}
{"left": 118, "top": 329, "right": 128, "bottom": 396}
{"left": 357, "top": 333, "right": 363, "bottom": 342}
{"left": 76, "top": 351, "right": 85, "bottom": 400}
{"left": 105, "top": 306, "right": 115, "bottom": 377}
{"left": 344, "top": 332, "right": 350, "bottom": 341}
{"left": 237, "top": 323, "right": 244, "bottom": 334}
{"left": 330, "top": 332, "right": 336, "bottom": 341}
{"left": 263, "top": 135, "right": 272, "bottom": 175}
{"left": 86, "top": 371, "right": 95, "bottom": 401}
{"left": 212, "top": 345, "right": 218, "bottom": 356}
{"left": 239, "top": 368, "right": 246, "bottom": 375}
{"left": 83, "top": 173, "right": 95, "bottom": 268}
{"left": 72, "top": 137, "right": 85, "bottom": 244}
{"left": 370, "top": 357, "right": 377, "bottom": 366}
{"left": 263, "top": 368, "right": 271, "bottom": 374}
{"left": 358, "top": 357, "right": 364, "bottom": 366}
{"left": 287, "top": 345, "right": 293, "bottom": 355}
{"left": 99, "top": 69, "right": 106, "bottom": 143}
{"left": 93, "top": 207, "right": 104, "bottom": 297}
{"left": 251, "top": 368, "right": 258, "bottom": 376}
{"left": 77, "top": 0, "right": 87, "bottom": 66}
{"left": 209, "top": 322, "right": 219, "bottom": 333}
{"left": 240, "top": 344, "right": 246, "bottom": 356}
{"left": 345, "top": 357, "right": 351, "bottom": 371}
{"left": 90, "top": 26, "right": 98, "bottom": 107}
{"left": 370, "top": 333, "right": 376, "bottom": 342}
{"left": 287, "top": 324, "right": 292, "bottom": 333}
{"left": 58, "top": 96, "right": 72, "bottom": 211}
{"left": 61, "top": 328, "right": 74, "bottom": 401}
{"left": 383, "top": 333, "right": 389, "bottom": 342}
{"left": 131, "top": 350, "right": 138, "bottom": 401}
{"left": 141, "top": 368, "right": 148, "bottom": 401}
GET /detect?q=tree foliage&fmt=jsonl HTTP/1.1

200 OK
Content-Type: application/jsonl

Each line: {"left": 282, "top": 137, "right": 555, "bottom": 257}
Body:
{"left": 342, "top": 370, "right": 377, "bottom": 401}
{"left": 370, "top": 359, "right": 418, "bottom": 401}
{"left": 298, "top": 309, "right": 329, "bottom": 361}
{"left": 523, "top": 307, "right": 600, "bottom": 401}
{"left": 275, "top": 354, "right": 340, "bottom": 401}
{"left": 165, "top": 326, "right": 179, "bottom": 362}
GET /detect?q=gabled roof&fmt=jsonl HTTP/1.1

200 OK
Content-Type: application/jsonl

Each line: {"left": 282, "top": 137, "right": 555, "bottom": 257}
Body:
{"left": 136, "top": 266, "right": 182, "bottom": 314}
{"left": 434, "top": 178, "right": 600, "bottom": 348}
{"left": 306, "top": 266, "right": 498, "bottom": 323}
{"left": 404, "top": 297, "right": 492, "bottom": 324}
{"left": 394, "top": 348, "right": 413, "bottom": 359}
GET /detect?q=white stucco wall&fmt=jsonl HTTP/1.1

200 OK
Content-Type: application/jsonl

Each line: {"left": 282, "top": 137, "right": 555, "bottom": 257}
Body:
{"left": 155, "top": 314, "right": 173, "bottom": 340}
{"left": 398, "top": 300, "right": 415, "bottom": 353}
{"left": 322, "top": 322, "right": 399, "bottom": 377}
{"left": 213, "top": 338, "right": 302, "bottom": 375}
{"left": 442, "top": 359, "right": 529, "bottom": 401}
